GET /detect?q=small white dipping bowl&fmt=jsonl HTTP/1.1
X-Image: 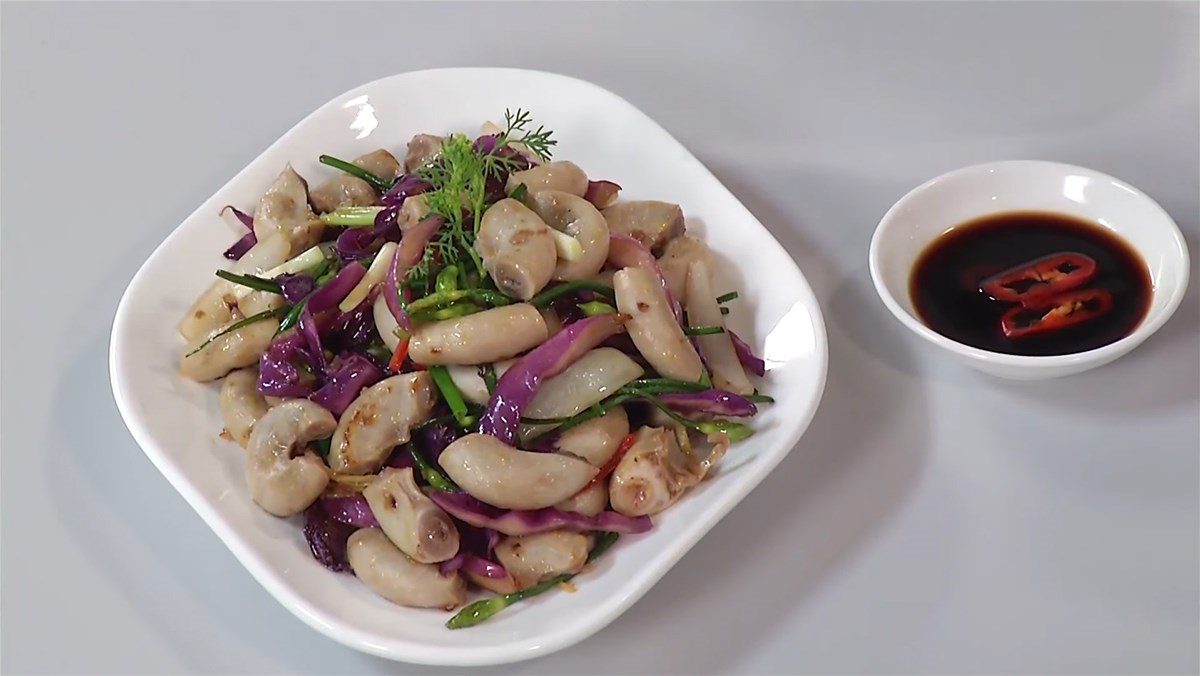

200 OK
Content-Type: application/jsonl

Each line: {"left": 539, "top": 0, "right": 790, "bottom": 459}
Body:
{"left": 869, "top": 160, "right": 1190, "bottom": 380}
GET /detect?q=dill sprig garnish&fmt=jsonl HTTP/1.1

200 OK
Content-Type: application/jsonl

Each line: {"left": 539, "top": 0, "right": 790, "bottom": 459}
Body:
{"left": 497, "top": 108, "right": 556, "bottom": 163}
{"left": 408, "top": 110, "right": 555, "bottom": 293}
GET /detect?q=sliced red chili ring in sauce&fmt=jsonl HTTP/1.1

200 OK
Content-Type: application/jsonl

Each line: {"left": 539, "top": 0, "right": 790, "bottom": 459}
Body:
{"left": 1000, "top": 288, "right": 1114, "bottom": 339}
{"left": 980, "top": 252, "right": 1097, "bottom": 303}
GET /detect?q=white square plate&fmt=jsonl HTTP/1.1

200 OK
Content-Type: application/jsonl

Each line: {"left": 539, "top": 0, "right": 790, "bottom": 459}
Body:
{"left": 109, "top": 68, "right": 828, "bottom": 666}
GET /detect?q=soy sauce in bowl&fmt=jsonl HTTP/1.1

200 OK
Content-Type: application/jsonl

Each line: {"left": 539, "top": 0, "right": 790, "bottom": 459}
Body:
{"left": 910, "top": 212, "right": 1151, "bottom": 356}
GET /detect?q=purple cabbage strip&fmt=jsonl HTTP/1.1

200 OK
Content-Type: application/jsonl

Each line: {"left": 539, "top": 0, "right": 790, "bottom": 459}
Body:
{"left": 478, "top": 313, "right": 626, "bottom": 446}
{"left": 462, "top": 553, "right": 508, "bottom": 579}
{"left": 440, "top": 552, "right": 508, "bottom": 579}
{"left": 439, "top": 552, "right": 465, "bottom": 575}
{"left": 607, "top": 233, "right": 682, "bottom": 323}
{"left": 318, "top": 494, "right": 379, "bottom": 528}
{"left": 223, "top": 231, "right": 257, "bottom": 260}
{"left": 220, "top": 205, "right": 258, "bottom": 260}
{"left": 385, "top": 450, "right": 416, "bottom": 470}
{"left": 583, "top": 180, "right": 621, "bottom": 208}
{"left": 430, "top": 491, "right": 652, "bottom": 537}
{"left": 728, "top": 330, "right": 766, "bottom": 377}
{"left": 309, "top": 353, "right": 383, "bottom": 416}
{"left": 303, "top": 501, "right": 359, "bottom": 572}
{"left": 458, "top": 520, "right": 501, "bottom": 558}
{"left": 440, "top": 512, "right": 506, "bottom": 577}
{"left": 388, "top": 423, "right": 461, "bottom": 469}
{"left": 336, "top": 224, "right": 388, "bottom": 261}
{"left": 380, "top": 174, "right": 431, "bottom": 207}
{"left": 325, "top": 292, "right": 377, "bottom": 354}
{"left": 307, "top": 262, "right": 365, "bottom": 314}
{"left": 297, "top": 306, "right": 326, "bottom": 373}
{"left": 221, "top": 205, "right": 255, "bottom": 230}
{"left": 657, "top": 390, "right": 757, "bottom": 417}
{"left": 472, "top": 134, "right": 499, "bottom": 156}
{"left": 385, "top": 215, "right": 444, "bottom": 330}
{"left": 276, "top": 273, "right": 315, "bottom": 305}
{"left": 335, "top": 199, "right": 412, "bottom": 261}
{"left": 257, "top": 332, "right": 319, "bottom": 397}
{"left": 416, "top": 423, "right": 461, "bottom": 460}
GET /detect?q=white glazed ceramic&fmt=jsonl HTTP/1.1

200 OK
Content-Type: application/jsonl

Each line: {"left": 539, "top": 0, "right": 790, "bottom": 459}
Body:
{"left": 109, "top": 68, "right": 828, "bottom": 665}
{"left": 870, "top": 160, "right": 1189, "bottom": 380}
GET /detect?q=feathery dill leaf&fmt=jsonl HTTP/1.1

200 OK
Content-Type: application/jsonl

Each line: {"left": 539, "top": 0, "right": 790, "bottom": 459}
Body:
{"left": 408, "top": 111, "right": 555, "bottom": 294}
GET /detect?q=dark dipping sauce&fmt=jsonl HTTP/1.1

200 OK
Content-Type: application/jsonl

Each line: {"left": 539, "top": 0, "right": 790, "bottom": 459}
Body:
{"left": 910, "top": 211, "right": 1151, "bottom": 356}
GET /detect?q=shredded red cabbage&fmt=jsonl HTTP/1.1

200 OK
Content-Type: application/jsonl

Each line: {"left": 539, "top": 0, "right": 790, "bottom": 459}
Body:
{"left": 417, "top": 423, "right": 461, "bottom": 460}
{"left": 303, "top": 501, "right": 359, "bottom": 572}
{"left": 728, "top": 330, "right": 766, "bottom": 377}
{"left": 440, "top": 552, "right": 509, "bottom": 579}
{"left": 439, "top": 520, "right": 506, "bottom": 577}
{"left": 309, "top": 353, "right": 383, "bottom": 416}
{"left": 386, "top": 424, "right": 461, "bottom": 470}
{"left": 297, "top": 306, "right": 327, "bottom": 373}
{"left": 657, "top": 389, "right": 757, "bottom": 417}
{"left": 258, "top": 332, "right": 319, "bottom": 397}
{"left": 318, "top": 494, "right": 379, "bottom": 528}
{"left": 307, "top": 262, "right": 365, "bottom": 314}
{"left": 478, "top": 313, "right": 626, "bottom": 446}
{"left": 584, "top": 180, "right": 621, "bottom": 208}
{"left": 325, "top": 292, "right": 377, "bottom": 354}
{"left": 276, "top": 273, "right": 315, "bottom": 305}
{"left": 379, "top": 174, "right": 431, "bottom": 207}
{"left": 385, "top": 215, "right": 444, "bottom": 330}
{"left": 222, "top": 205, "right": 255, "bottom": 230}
{"left": 472, "top": 134, "right": 499, "bottom": 156}
{"left": 430, "top": 491, "right": 652, "bottom": 537}
{"left": 223, "top": 231, "right": 257, "bottom": 260}
{"left": 336, "top": 223, "right": 390, "bottom": 261}
{"left": 607, "top": 233, "right": 682, "bottom": 323}
{"left": 221, "top": 206, "right": 258, "bottom": 260}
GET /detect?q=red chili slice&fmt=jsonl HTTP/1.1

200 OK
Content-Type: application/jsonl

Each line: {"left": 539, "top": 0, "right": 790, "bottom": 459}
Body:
{"left": 980, "top": 252, "right": 1097, "bottom": 303}
{"left": 1000, "top": 288, "right": 1114, "bottom": 339}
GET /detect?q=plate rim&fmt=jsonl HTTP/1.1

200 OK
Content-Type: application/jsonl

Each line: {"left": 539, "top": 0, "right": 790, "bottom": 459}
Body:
{"left": 108, "top": 67, "right": 829, "bottom": 666}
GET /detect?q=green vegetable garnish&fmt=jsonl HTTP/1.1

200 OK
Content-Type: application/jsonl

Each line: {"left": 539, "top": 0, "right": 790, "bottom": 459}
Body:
{"left": 186, "top": 307, "right": 287, "bottom": 357}
{"left": 479, "top": 363, "right": 498, "bottom": 395}
{"left": 276, "top": 300, "right": 306, "bottom": 334}
{"left": 683, "top": 325, "right": 724, "bottom": 336}
{"left": 318, "top": 154, "right": 391, "bottom": 193}
{"left": 309, "top": 437, "right": 332, "bottom": 461}
{"left": 435, "top": 265, "right": 460, "bottom": 294}
{"left": 408, "top": 302, "right": 485, "bottom": 323}
{"left": 627, "top": 388, "right": 754, "bottom": 441}
{"left": 409, "top": 445, "right": 458, "bottom": 492}
{"left": 525, "top": 394, "right": 635, "bottom": 441}
{"left": 318, "top": 206, "right": 385, "bottom": 227}
{"left": 626, "top": 378, "right": 709, "bottom": 393}
{"left": 508, "top": 182, "right": 528, "bottom": 201}
{"left": 529, "top": 280, "right": 616, "bottom": 308}
{"left": 428, "top": 365, "right": 475, "bottom": 428}
{"left": 716, "top": 291, "right": 738, "bottom": 304}
{"left": 406, "top": 289, "right": 511, "bottom": 315}
{"left": 404, "top": 110, "right": 555, "bottom": 294}
{"left": 578, "top": 300, "right": 616, "bottom": 316}
{"left": 527, "top": 381, "right": 757, "bottom": 444}
{"left": 215, "top": 270, "right": 283, "bottom": 294}
{"left": 446, "top": 532, "right": 618, "bottom": 629}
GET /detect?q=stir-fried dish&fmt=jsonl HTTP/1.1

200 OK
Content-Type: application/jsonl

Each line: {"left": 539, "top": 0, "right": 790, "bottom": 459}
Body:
{"left": 177, "top": 111, "right": 771, "bottom": 627}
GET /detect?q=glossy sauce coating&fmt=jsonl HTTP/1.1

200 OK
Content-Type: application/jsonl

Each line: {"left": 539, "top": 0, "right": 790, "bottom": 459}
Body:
{"left": 910, "top": 212, "right": 1151, "bottom": 356}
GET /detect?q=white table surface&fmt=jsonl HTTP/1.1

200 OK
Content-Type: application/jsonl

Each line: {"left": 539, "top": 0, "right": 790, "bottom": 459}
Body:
{"left": 2, "top": 3, "right": 1197, "bottom": 674}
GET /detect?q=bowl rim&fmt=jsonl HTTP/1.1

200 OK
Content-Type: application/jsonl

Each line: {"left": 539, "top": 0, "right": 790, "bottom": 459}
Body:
{"left": 868, "top": 159, "right": 1191, "bottom": 367}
